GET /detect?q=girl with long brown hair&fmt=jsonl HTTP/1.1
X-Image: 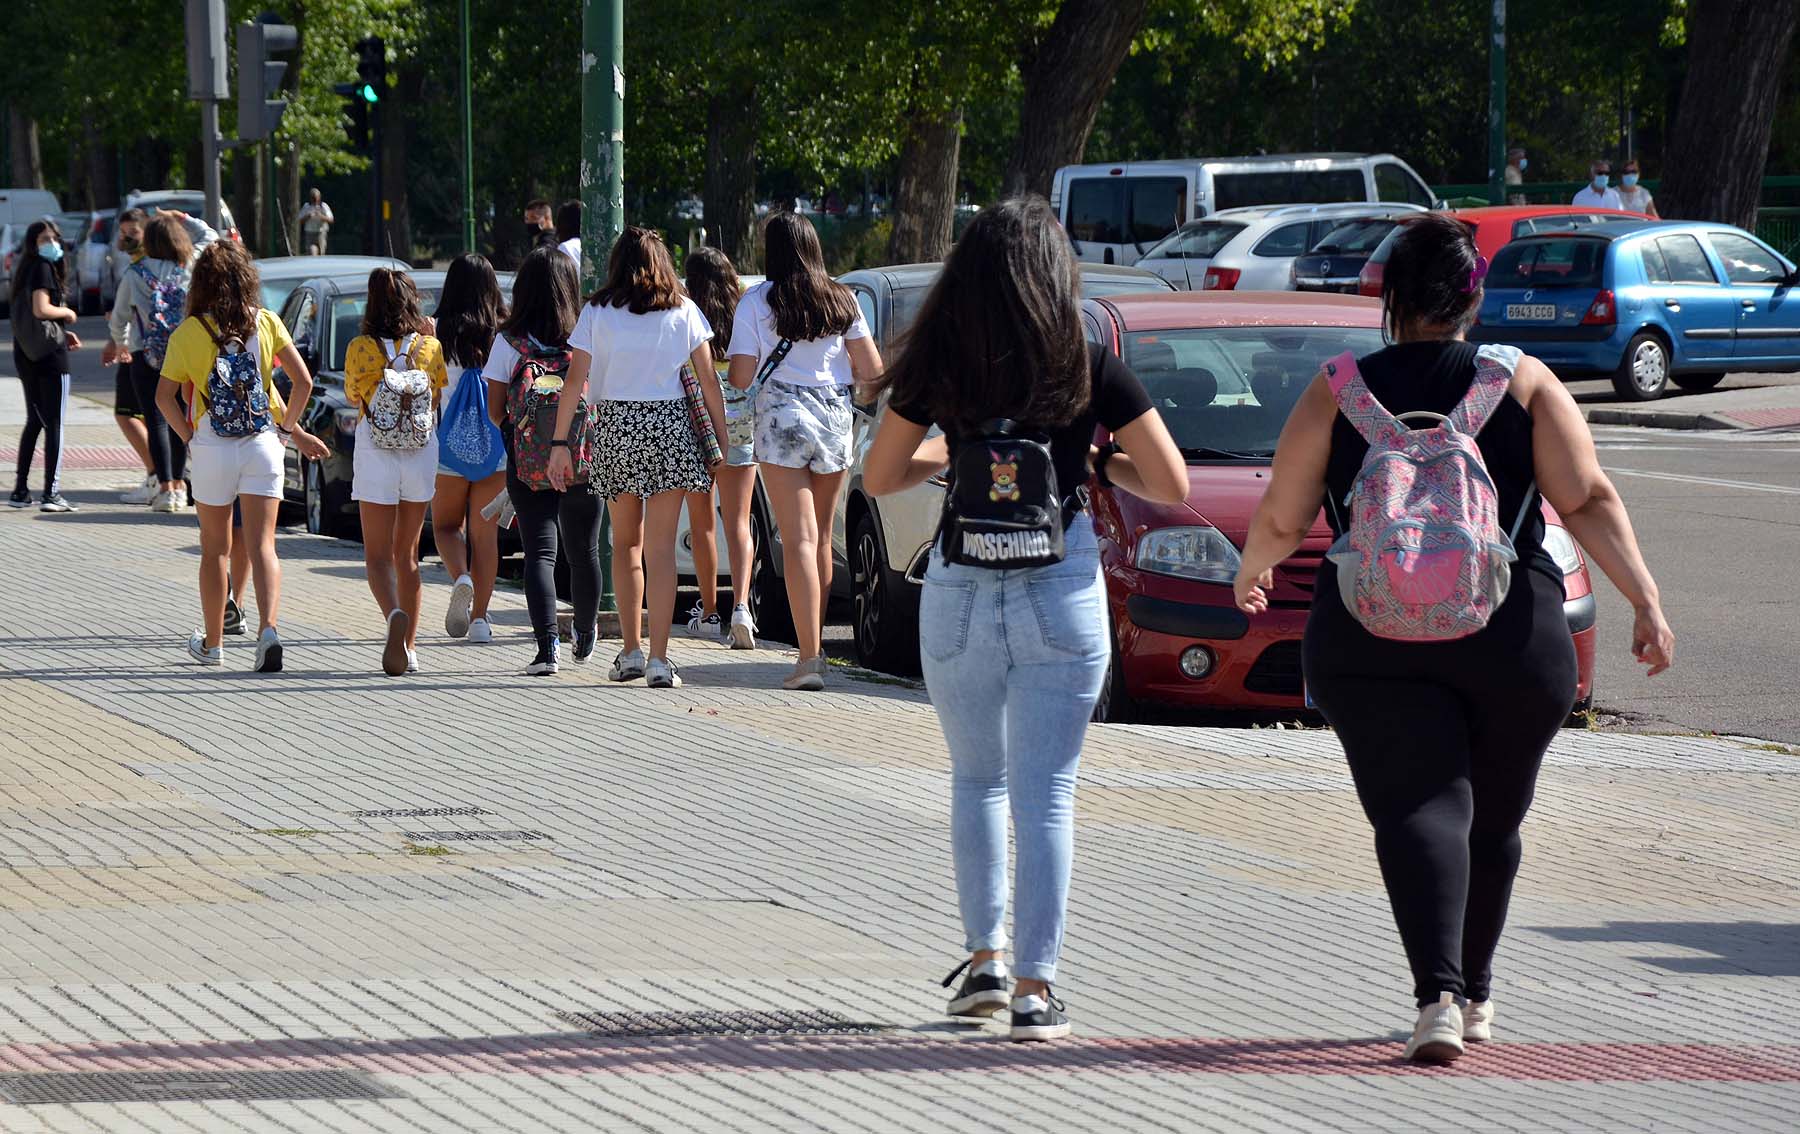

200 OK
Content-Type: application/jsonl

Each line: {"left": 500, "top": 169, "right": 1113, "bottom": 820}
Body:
{"left": 7, "top": 218, "right": 81, "bottom": 511}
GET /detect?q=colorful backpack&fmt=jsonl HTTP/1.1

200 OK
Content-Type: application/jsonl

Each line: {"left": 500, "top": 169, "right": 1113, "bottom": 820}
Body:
{"left": 504, "top": 334, "right": 593, "bottom": 491}
{"left": 132, "top": 262, "right": 186, "bottom": 368}
{"left": 437, "top": 365, "right": 506, "bottom": 480}
{"left": 201, "top": 319, "right": 273, "bottom": 439}
{"left": 1323, "top": 344, "right": 1536, "bottom": 642}
{"left": 366, "top": 335, "right": 433, "bottom": 450}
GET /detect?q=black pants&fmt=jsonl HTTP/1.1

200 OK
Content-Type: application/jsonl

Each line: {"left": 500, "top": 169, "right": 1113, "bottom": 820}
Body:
{"left": 11, "top": 359, "right": 68, "bottom": 498}
{"left": 1303, "top": 566, "right": 1578, "bottom": 1007}
{"left": 129, "top": 355, "right": 187, "bottom": 485}
{"left": 507, "top": 469, "right": 602, "bottom": 643}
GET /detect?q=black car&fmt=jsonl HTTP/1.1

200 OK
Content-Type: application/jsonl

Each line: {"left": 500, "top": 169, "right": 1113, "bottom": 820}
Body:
{"left": 1290, "top": 217, "right": 1406, "bottom": 293}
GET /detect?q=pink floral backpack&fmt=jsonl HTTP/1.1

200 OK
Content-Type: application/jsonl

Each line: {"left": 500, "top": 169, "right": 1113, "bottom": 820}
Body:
{"left": 1322, "top": 344, "right": 1536, "bottom": 642}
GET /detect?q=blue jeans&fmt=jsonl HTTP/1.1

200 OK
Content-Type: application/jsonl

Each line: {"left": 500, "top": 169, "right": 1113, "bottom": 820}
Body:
{"left": 919, "top": 521, "right": 1109, "bottom": 983}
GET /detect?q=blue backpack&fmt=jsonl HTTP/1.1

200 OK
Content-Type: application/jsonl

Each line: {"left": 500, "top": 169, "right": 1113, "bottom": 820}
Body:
{"left": 202, "top": 319, "right": 273, "bottom": 438}
{"left": 437, "top": 365, "right": 506, "bottom": 479}
{"left": 132, "top": 262, "right": 186, "bottom": 367}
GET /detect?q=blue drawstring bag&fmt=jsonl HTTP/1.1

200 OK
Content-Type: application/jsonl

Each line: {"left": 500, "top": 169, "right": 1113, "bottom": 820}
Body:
{"left": 437, "top": 366, "right": 506, "bottom": 480}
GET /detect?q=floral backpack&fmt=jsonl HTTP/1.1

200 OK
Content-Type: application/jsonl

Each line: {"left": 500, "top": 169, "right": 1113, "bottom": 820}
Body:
{"left": 200, "top": 318, "right": 273, "bottom": 439}
{"left": 366, "top": 334, "right": 433, "bottom": 450}
{"left": 504, "top": 334, "right": 593, "bottom": 491}
{"left": 132, "top": 263, "right": 186, "bottom": 367}
{"left": 1322, "top": 344, "right": 1537, "bottom": 642}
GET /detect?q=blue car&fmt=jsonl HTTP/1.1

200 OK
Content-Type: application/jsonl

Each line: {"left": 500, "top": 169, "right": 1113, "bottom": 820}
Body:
{"left": 1470, "top": 221, "right": 1800, "bottom": 400}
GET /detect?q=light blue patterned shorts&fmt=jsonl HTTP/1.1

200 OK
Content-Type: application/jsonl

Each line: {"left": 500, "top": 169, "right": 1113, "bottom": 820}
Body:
{"left": 753, "top": 379, "right": 852, "bottom": 473}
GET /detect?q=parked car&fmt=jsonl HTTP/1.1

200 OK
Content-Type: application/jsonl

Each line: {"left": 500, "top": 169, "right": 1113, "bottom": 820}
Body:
{"left": 0, "top": 188, "right": 60, "bottom": 227}
{"left": 76, "top": 209, "right": 117, "bottom": 314}
{"left": 255, "top": 255, "right": 410, "bottom": 313}
{"left": 1051, "top": 153, "right": 1440, "bottom": 266}
{"left": 1291, "top": 214, "right": 1411, "bottom": 293}
{"left": 1135, "top": 202, "right": 1426, "bottom": 291}
{"left": 1471, "top": 220, "right": 1800, "bottom": 401}
{"left": 1357, "top": 205, "right": 1647, "bottom": 298}
{"left": 0, "top": 223, "right": 27, "bottom": 304}
{"left": 124, "top": 189, "right": 240, "bottom": 242}
{"left": 1081, "top": 291, "right": 1596, "bottom": 719}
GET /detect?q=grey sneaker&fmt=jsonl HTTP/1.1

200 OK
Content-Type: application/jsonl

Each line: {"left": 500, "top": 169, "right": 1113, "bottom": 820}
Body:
{"left": 254, "top": 626, "right": 283, "bottom": 673}
{"left": 609, "top": 648, "right": 646, "bottom": 682}
{"left": 445, "top": 574, "right": 474, "bottom": 637}
{"left": 187, "top": 630, "right": 222, "bottom": 667}
{"left": 646, "top": 657, "right": 682, "bottom": 689}
{"left": 782, "top": 654, "right": 827, "bottom": 692}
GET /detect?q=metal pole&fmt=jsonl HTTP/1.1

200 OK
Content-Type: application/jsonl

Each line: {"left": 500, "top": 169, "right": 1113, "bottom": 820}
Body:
{"left": 460, "top": 0, "right": 476, "bottom": 253}
{"left": 582, "top": 0, "right": 625, "bottom": 612}
{"left": 201, "top": 100, "right": 223, "bottom": 231}
{"left": 1487, "top": 0, "right": 1507, "bottom": 206}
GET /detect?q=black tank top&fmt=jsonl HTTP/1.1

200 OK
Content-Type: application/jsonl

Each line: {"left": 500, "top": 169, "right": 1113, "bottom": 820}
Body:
{"left": 1323, "top": 340, "right": 1562, "bottom": 587}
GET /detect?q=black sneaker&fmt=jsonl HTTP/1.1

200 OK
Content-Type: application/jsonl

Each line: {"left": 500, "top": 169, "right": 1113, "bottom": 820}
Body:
{"left": 1009, "top": 988, "right": 1072, "bottom": 1042}
{"left": 38, "top": 494, "right": 76, "bottom": 513}
{"left": 223, "top": 598, "right": 247, "bottom": 636}
{"left": 523, "top": 636, "right": 560, "bottom": 676}
{"left": 572, "top": 629, "right": 597, "bottom": 664}
{"left": 7, "top": 487, "right": 30, "bottom": 509}
{"left": 942, "top": 958, "right": 1010, "bottom": 1023}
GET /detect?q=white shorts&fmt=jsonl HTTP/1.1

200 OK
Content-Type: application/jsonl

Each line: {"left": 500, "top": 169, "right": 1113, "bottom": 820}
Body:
{"left": 189, "top": 417, "right": 285, "bottom": 506}
{"left": 352, "top": 419, "right": 440, "bottom": 504}
{"left": 754, "top": 379, "right": 853, "bottom": 473}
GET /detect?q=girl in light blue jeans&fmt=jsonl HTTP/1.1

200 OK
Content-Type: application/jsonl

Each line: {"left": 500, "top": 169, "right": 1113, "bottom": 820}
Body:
{"left": 863, "top": 197, "right": 1188, "bottom": 1042}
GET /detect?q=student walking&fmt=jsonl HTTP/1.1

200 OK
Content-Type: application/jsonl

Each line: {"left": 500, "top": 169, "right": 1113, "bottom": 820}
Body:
{"left": 1234, "top": 213, "right": 1674, "bottom": 1064}
{"left": 728, "top": 213, "right": 880, "bottom": 690}
{"left": 863, "top": 198, "right": 1188, "bottom": 1042}
{"left": 681, "top": 246, "right": 757, "bottom": 648}
{"left": 344, "top": 269, "right": 450, "bottom": 676}
{"left": 550, "top": 227, "right": 724, "bottom": 689}
{"left": 156, "top": 241, "right": 329, "bottom": 669}
{"left": 431, "top": 253, "right": 510, "bottom": 646}
{"left": 483, "top": 246, "right": 596, "bottom": 676}
{"left": 8, "top": 219, "right": 82, "bottom": 512}
{"left": 101, "top": 207, "right": 157, "bottom": 504}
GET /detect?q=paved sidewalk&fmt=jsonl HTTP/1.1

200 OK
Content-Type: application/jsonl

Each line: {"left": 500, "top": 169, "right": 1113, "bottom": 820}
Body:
{"left": 0, "top": 469, "right": 1796, "bottom": 1133}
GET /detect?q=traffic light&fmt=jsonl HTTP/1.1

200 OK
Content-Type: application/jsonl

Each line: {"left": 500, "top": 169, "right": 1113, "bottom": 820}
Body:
{"left": 236, "top": 17, "right": 298, "bottom": 141}
{"left": 334, "top": 83, "right": 370, "bottom": 151}
{"left": 355, "top": 36, "right": 386, "bottom": 105}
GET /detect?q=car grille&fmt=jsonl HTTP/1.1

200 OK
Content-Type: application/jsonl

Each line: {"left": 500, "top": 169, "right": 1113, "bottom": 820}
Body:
{"left": 1244, "top": 641, "right": 1304, "bottom": 696}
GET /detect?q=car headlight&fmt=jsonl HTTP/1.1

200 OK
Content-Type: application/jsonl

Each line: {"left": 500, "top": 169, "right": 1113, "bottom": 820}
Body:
{"left": 1542, "top": 524, "right": 1583, "bottom": 576}
{"left": 1134, "top": 525, "right": 1242, "bottom": 583}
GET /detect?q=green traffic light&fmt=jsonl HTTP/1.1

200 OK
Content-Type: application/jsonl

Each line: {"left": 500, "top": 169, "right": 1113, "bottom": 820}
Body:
{"left": 359, "top": 82, "right": 379, "bottom": 103}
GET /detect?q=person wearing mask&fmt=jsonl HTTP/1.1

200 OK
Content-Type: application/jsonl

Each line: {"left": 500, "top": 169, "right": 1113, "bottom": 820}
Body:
{"left": 681, "top": 247, "right": 758, "bottom": 648}
{"left": 484, "top": 246, "right": 595, "bottom": 675}
{"left": 1504, "top": 147, "right": 1527, "bottom": 207}
{"left": 549, "top": 227, "right": 724, "bottom": 690}
{"left": 555, "top": 200, "right": 583, "bottom": 267}
{"left": 728, "top": 212, "right": 881, "bottom": 691}
{"left": 1233, "top": 213, "right": 1674, "bottom": 1063}
{"left": 109, "top": 209, "right": 218, "bottom": 513}
{"left": 431, "top": 253, "right": 510, "bottom": 646}
{"left": 524, "top": 199, "right": 558, "bottom": 251}
{"left": 1571, "top": 160, "right": 1623, "bottom": 209}
{"left": 1617, "top": 160, "right": 1659, "bottom": 218}
{"left": 864, "top": 198, "right": 1187, "bottom": 1042}
{"left": 7, "top": 218, "right": 82, "bottom": 512}
{"left": 297, "top": 189, "right": 334, "bottom": 255}
{"left": 344, "top": 269, "right": 450, "bottom": 676}
{"left": 156, "top": 241, "right": 329, "bottom": 669}
{"left": 100, "top": 207, "right": 157, "bottom": 504}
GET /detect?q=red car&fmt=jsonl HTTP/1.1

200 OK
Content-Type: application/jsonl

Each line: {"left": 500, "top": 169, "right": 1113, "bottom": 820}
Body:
{"left": 1081, "top": 291, "right": 1597, "bottom": 721}
{"left": 1358, "top": 205, "right": 1649, "bottom": 297}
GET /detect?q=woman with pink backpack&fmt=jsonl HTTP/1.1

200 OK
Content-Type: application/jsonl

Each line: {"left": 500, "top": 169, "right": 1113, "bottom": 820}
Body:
{"left": 1235, "top": 213, "right": 1674, "bottom": 1064}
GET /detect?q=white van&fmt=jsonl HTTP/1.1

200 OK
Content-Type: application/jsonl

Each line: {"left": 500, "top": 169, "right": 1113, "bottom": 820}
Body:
{"left": 1050, "top": 153, "right": 1440, "bottom": 266}
{"left": 0, "top": 188, "right": 61, "bottom": 227}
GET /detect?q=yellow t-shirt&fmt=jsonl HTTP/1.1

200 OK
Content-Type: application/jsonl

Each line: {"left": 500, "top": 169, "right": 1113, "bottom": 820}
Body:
{"left": 160, "top": 308, "right": 294, "bottom": 421}
{"left": 344, "top": 333, "right": 449, "bottom": 412}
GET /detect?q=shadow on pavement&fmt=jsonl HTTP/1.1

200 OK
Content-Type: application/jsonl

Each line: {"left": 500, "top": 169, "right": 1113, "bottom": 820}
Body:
{"left": 1531, "top": 921, "right": 1800, "bottom": 976}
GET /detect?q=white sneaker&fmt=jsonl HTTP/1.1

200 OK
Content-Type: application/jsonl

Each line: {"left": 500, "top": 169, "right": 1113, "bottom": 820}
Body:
{"left": 685, "top": 602, "right": 722, "bottom": 639}
{"left": 646, "top": 657, "right": 682, "bottom": 689}
{"left": 1464, "top": 999, "right": 1493, "bottom": 1043}
{"left": 467, "top": 617, "right": 493, "bottom": 644}
{"left": 1404, "top": 993, "right": 1466, "bottom": 1064}
{"left": 728, "top": 604, "right": 756, "bottom": 650}
{"left": 609, "top": 648, "right": 646, "bottom": 682}
{"left": 175, "top": 485, "right": 190, "bottom": 510}
{"left": 254, "top": 626, "right": 282, "bottom": 673}
{"left": 445, "top": 574, "right": 474, "bottom": 637}
{"left": 150, "top": 489, "right": 179, "bottom": 513}
{"left": 782, "top": 655, "right": 827, "bottom": 692}
{"left": 186, "top": 630, "right": 222, "bottom": 667}
{"left": 405, "top": 647, "right": 420, "bottom": 674}
{"left": 120, "top": 474, "right": 157, "bottom": 505}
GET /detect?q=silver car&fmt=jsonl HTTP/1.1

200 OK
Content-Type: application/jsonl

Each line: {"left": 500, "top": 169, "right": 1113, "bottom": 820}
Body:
{"left": 1135, "top": 202, "right": 1427, "bottom": 291}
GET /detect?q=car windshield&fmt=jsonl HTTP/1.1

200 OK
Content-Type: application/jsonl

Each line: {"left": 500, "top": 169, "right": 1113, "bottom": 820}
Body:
{"left": 52, "top": 212, "right": 89, "bottom": 243}
{"left": 261, "top": 279, "right": 302, "bottom": 312}
{"left": 328, "top": 289, "right": 442, "bottom": 371}
{"left": 1309, "top": 219, "right": 1395, "bottom": 255}
{"left": 1489, "top": 237, "right": 1607, "bottom": 289}
{"left": 1143, "top": 221, "right": 1243, "bottom": 261}
{"left": 1123, "top": 326, "right": 1385, "bottom": 458}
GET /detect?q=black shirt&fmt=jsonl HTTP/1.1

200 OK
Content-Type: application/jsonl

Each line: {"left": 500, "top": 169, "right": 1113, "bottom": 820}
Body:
{"left": 9, "top": 259, "right": 70, "bottom": 377}
{"left": 889, "top": 346, "right": 1154, "bottom": 501}
{"left": 1324, "top": 340, "right": 1561, "bottom": 587}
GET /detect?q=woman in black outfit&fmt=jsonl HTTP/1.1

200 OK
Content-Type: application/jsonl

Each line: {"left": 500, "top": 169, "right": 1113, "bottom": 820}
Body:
{"left": 1234, "top": 213, "right": 1674, "bottom": 1064}
{"left": 8, "top": 219, "right": 82, "bottom": 512}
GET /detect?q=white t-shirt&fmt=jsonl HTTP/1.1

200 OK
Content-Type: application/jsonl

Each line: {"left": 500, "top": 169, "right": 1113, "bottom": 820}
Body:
{"left": 728, "top": 281, "right": 870, "bottom": 389}
{"left": 570, "top": 298, "right": 712, "bottom": 402}
{"left": 559, "top": 237, "right": 581, "bottom": 265}
{"left": 1571, "top": 185, "right": 1624, "bottom": 210}
{"left": 1616, "top": 185, "right": 1655, "bottom": 215}
{"left": 480, "top": 334, "right": 524, "bottom": 389}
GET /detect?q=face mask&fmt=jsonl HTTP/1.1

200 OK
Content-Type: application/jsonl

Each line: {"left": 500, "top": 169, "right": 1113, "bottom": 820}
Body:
{"left": 36, "top": 241, "right": 63, "bottom": 263}
{"left": 1593, "top": 174, "right": 1610, "bottom": 190}
{"left": 119, "top": 235, "right": 141, "bottom": 253}
{"left": 1517, "top": 158, "right": 1528, "bottom": 172}
{"left": 1622, "top": 173, "right": 1639, "bottom": 188}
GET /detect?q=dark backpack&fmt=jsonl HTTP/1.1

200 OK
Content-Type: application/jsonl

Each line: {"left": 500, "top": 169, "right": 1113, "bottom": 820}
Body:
{"left": 940, "top": 420, "right": 1070, "bottom": 569}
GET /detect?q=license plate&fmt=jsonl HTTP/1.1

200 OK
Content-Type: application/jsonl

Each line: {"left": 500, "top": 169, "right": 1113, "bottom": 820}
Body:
{"left": 1506, "top": 303, "right": 1557, "bottom": 321}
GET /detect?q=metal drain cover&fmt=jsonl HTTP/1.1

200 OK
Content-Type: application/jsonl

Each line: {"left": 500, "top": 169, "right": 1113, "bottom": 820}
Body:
{"left": 0, "top": 1070, "right": 398, "bottom": 1106}
{"left": 557, "top": 1008, "right": 890, "bottom": 1038}
{"left": 400, "top": 829, "right": 549, "bottom": 842}
{"left": 351, "top": 806, "right": 493, "bottom": 819}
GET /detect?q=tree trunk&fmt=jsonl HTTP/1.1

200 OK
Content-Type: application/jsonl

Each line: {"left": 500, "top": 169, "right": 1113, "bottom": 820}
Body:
{"left": 1001, "top": 0, "right": 1149, "bottom": 200}
{"left": 887, "top": 105, "right": 963, "bottom": 264}
{"left": 1660, "top": 0, "right": 1800, "bottom": 226}
{"left": 8, "top": 107, "right": 43, "bottom": 188}
{"left": 704, "top": 78, "right": 759, "bottom": 267}
{"left": 280, "top": 140, "right": 302, "bottom": 257}
{"left": 81, "top": 114, "right": 118, "bottom": 208}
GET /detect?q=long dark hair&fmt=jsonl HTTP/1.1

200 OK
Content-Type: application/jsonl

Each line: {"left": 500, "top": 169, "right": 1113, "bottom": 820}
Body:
{"left": 185, "top": 241, "right": 262, "bottom": 342}
{"left": 435, "top": 253, "right": 506, "bottom": 367}
{"left": 762, "top": 212, "right": 858, "bottom": 341}
{"left": 877, "top": 197, "right": 1088, "bottom": 432}
{"left": 361, "top": 268, "right": 428, "bottom": 341}
{"left": 586, "top": 226, "right": 683, "bottom": 314}
{"left": 10, "top": 219, "right": 67, "bottom": 297}
{"left": 685, "top": 246, "right": 741, "bottom": 366}
{"left": 555, "top": 200, "right": 583, "bottom": 243}
{"left": 1381, "top": 212, "right": 1483, "bottom": 340}
{"left": 501, "top": 245, "right": 580, "bottom": 346}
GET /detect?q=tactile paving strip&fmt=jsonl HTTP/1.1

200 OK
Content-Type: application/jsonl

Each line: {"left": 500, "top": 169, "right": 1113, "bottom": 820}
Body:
{"left": 557, "top": 1008, "right": 891, "bottom": 1038}
{"left": 0, "top": 1069, "right": 398, "bottom": 1105}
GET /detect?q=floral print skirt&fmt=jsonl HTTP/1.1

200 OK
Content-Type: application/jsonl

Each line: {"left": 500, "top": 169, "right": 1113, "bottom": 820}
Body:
{"left": 593, "top": 397, "right": 712, "bottom": 500}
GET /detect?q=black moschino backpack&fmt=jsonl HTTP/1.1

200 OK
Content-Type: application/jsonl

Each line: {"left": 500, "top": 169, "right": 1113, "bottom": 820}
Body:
{"left": 940, "top": 419, "right": 1076, "bottom": 569}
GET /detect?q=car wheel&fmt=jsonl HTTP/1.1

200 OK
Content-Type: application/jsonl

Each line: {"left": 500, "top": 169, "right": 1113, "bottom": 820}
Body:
{"left": 851, "top": 510, "right": 919, "bottom": 676}
{"left": 1091, "top": 635, "right": 1137, "bottom": 724}
{"left": 1612, "top": 331, "right": 1670, "bottom": 401}
{"left": 1672, "top": 371, "right": 1726, "bottom": 393}
{"left": 747, "top": 494, "right": 795, "bottom": 645}
{"left": 304, "top": 460, "right": 327, "bottom": 535}
{"left": 1567, "top": 687, "right": 1596, "bottom": 726}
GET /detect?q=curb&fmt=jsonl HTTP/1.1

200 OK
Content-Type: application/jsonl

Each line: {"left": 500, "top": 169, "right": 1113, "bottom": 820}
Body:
{"left": 1586, "top": 407, "right": 1739, "bottom": 431}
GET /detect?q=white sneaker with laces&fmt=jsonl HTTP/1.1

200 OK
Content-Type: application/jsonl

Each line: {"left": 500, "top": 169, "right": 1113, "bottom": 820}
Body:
{"left": 150, "top": 489, "right": 179, "bottom": 513}
{"left": 446, "top": 574, "right": 475, "bottom": 637}
{"left": 728, "top": 604, "right": 756, "bottom": 650}
{"left": 172, "top": 485, "right": 190, "bottom": 511}
{"left": 1464, "top": 999, "right": 1493, "bottom": 1042}
{"left": 405, "top": 647, "right": 420, "bottom": 674}
{"left": 120, "top": 474, "right": 158, "bottom": 504}
{"left": 609, "top": 648, "right": 646, "bottom": 682}
{"left": 187, "top": 630, "right": 222, "bottom": 667}
{"left": 1404, "top": 992, "right": 1466, "bottom": 1064}
{"left": 686, "top": 604, "right": 723, "bottom": 639}
{"left": 254, "top": 626, "right": 283, "bottom": 673}
{"left": 467, "top": 617, "right": 493, "bottom": 644}
{"left": 646, "top": 657, "right": 682, "bottom": 689}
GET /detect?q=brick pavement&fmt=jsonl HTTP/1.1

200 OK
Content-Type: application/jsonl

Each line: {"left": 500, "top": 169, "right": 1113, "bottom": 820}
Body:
{"left": 0, "top": 465, "right": 1796, "bottom": 1132}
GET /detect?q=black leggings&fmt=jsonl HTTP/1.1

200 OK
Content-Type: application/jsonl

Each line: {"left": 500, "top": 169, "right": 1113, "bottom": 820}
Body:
{"left": 130, "top": 355, "right": 187, "bottom": 484}
{"left": 507, "top": 470, "right": 602, "bottom": 643}
{"left": 11, "top": 359, "right": 68, "bottom": 497}
{"left": 1302, "top": 567, "right": 1578, "bottom": 1007}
